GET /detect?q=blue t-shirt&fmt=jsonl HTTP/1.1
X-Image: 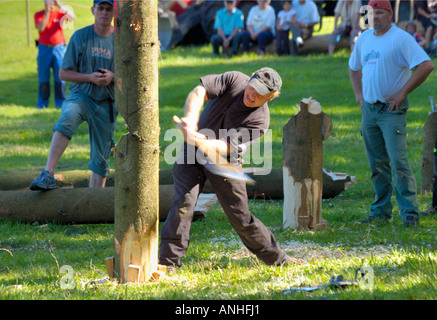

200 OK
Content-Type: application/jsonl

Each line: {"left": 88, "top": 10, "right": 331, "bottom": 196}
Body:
{"left": 61, "top": 25, "right": 114, "bottom": 102}
{"left": 213, "top": 7, "right": 244, "bottom": 36}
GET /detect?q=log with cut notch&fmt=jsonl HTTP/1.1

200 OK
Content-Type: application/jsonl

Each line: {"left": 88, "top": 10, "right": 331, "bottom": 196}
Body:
{"left": 282, "top": 98, "right": 331, "bottom": 229}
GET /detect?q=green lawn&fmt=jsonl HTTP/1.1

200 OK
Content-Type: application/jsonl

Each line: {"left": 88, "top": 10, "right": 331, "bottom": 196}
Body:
{"left": 0, "top": 1, "right": 436, "bottom": 304}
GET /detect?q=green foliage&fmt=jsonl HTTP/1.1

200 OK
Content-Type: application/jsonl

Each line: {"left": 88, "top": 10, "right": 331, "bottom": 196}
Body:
{"left": 0, "top": 2, "right": 436, "bottom": 301}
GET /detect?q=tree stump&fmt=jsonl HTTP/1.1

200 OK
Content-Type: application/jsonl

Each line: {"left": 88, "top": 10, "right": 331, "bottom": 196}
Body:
{"left": 282, "top": 98, "right": 330, "bottom": 229}
{"left": 422, "top": 112, "right": 437, "bottom": 193}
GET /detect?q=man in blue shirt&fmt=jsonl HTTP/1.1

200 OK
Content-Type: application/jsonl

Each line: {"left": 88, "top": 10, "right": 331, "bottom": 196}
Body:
{"left": 30, "top": 0, "right": 116, "bottom": 191}
{"left": 210, "top": 0, "right": 244, "bottom": 57}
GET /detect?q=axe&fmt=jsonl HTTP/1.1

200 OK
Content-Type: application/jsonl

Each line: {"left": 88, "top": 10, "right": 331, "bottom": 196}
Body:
{"left": 172, "top": 115, "right": 255, "bottom": 184}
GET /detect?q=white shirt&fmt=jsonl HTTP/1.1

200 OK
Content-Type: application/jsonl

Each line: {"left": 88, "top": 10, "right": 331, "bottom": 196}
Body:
{"left": 349, "top": 23, "right": 430, "bottom": 103}
{"left": 292, "top": 0, "right": 320, "bottom": 24}
{"left": 247, "top": 5, "right": 276, "bottom": 36}
{"left": 277, "top": 9, "right": 296, "bottom": 31}
{"left": 334, "top": 0, "right": 362, "bottom": 28}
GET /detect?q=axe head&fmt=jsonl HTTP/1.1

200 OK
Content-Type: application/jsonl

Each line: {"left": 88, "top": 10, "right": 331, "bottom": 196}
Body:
{"left": 173, "top": 115, "right": 255, "bottom": 184}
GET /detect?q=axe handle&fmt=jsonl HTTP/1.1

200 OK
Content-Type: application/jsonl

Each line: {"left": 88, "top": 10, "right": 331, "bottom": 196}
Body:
{"left": 172, "top": 115, "right": 228, "bottom": 164}
{"left": 172, "top": 116, "right": 255, "bottom": 184}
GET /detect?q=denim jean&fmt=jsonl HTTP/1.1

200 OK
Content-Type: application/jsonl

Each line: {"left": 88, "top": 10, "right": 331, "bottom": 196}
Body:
{"left": 53, "top": 93, "right": 117, "bottom": 177}
{"left": 241, "top": 30, "right": 274, "bottom": 53}
{"left": 36, "top": 44, "right": 66, "bottom": 109}
{"left": 210, "top": 32, "right": 242, "bottom": 55}
{"left": 361, "top": 100, "right": 419, "bottom": 221}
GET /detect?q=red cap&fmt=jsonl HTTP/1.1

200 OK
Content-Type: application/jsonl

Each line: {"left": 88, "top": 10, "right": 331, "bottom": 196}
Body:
{"left": 368, "top": 0, "right": 392, "bottom": 11}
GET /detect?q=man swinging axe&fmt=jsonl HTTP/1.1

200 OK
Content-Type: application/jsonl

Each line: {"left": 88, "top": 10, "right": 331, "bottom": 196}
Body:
{"left": 159, "top": 68, "right": 297, "bottom": 269}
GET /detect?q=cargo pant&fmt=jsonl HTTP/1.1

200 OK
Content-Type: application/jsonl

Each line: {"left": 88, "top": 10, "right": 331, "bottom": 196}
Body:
{"left": 159, "top": 146, "right": 288, "bottom": 267}
{"left": 361, "top": 100, "right": 419, "bottom": 222}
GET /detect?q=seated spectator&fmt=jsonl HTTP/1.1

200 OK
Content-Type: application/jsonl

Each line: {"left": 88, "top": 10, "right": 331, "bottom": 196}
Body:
{"left": 328, "top": 0, "right": 361, "bottom": 56}
{"left": 276, "top": 0, "right": 296, "bottom": 55}
{"left": 241, "top": 0, "right": 276, "bottom": 55}
{"left": 415, "top": 0, "right": 437, "bottom": 49}
{"left": 406, "top": 21, "right": 427, "bottom": 47}
{"left": 290, "top": 0, "right": 320, "bottom": 52}
{"left": 210, "top": 0, "right": 244, "bottom": 58}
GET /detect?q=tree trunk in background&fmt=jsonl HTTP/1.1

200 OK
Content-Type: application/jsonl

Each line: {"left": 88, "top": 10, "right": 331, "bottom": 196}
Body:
{"left": 113, "top": 0, "right": 160, "bottom": 283}
{"left": 282, "top": 98, "right": 330, "bottom": 230}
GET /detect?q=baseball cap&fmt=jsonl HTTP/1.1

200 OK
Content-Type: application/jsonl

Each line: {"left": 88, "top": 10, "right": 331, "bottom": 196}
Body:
{"left": 368, "top": 0, "right": 392, "bottom": 12}
{"left": 248, "top": 67, "right": 282, "bottom": 95}
{"left": 94, "top": 0, "right": 114, "bottom": 5}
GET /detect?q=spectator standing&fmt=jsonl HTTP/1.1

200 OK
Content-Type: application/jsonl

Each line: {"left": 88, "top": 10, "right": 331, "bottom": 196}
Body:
{"left": 328, "top": 0, "right": 362, "bottom": 55}
{"left": 276, "top": 0, "right": 296, "bottom": 55}
{"left": 415, "top": 0, "right": 437, "bottom": 49}
{"left": 30, "top": 0, "right": 116, "bottom": 191}
{"left": 290, "top": 0, "right": 320, "bottom": 51}
{"left": 241, "top": 0, "right": 276, "bottom": 55}
{"left": 34, "top": 0, "right": 76, "bottom": 109}
{"left": 210, "top": 0, "right": 244, "bottom": 58}
{"left": 349, "top": 0, "right": 434, "bottom": 227}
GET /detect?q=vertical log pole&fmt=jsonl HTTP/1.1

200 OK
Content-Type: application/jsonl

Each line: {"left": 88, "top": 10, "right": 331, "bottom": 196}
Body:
{"left": 421, "top": 112, "right": 437, "bottom": 193}
{"left": 113, "top": 0, "right": 160, "bottom": 283}
{"left": 282, "top": 98, "right": 329, "bottom": 229}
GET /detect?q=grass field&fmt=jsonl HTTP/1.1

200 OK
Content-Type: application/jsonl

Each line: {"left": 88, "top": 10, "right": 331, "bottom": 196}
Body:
{"left": 0, "top": 1, "right": 436, "bottom": 304}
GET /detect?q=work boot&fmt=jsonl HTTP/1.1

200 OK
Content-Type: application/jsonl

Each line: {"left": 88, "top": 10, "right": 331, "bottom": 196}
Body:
{"left": 419, "top": 206, "right": 437, "bottom": 216}
{"left": 29, "top": 170, "right": 56, "bottom": 191}
{"left": 403, "top": 215, "right": 419, "bottom": 227}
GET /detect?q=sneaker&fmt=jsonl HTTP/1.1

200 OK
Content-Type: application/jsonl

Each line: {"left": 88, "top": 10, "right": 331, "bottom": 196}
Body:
{"left": 419, "top": 206, "right": 437, "bottom": 216}
{"left": 403, "top": 215, "right": 419, "bottom": 227}
{"left": 29, "top": 170, "right": 56, "bottom": 191}
{"left": 296, "top": 37, "right": 304, "bottom": 48}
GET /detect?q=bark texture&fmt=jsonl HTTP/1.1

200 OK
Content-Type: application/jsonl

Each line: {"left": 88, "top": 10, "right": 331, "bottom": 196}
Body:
{"left": 113, "top": 0, "right": 160, "bottom": 283}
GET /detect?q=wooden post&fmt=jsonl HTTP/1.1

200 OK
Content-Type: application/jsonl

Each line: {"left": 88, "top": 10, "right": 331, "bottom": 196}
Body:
{"left": 113, "top": 0, "right": 160, "bottom": 283}
{"left": 282, "top": 98, "right": 330, "bottom": 229}
{"left": 421, "top": 112, "right": 437, "bottom": 193}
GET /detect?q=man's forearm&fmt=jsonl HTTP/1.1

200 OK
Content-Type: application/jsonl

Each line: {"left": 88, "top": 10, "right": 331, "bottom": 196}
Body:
{"left": 59, "top": 68, "right": 90, "bottom": 83}
{"left": 349, "top": 68, "right": 363, "bottom": 105}
{"left": 183, "top": 85, "right": 207, "bottom": 130}
{"left": 401, "top": 60, "right": 434, "bottom": 97}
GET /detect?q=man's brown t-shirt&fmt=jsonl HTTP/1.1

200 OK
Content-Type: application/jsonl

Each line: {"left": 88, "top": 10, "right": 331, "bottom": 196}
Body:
{"left": 197, "top": 71, "right": 270, "bottom": 159}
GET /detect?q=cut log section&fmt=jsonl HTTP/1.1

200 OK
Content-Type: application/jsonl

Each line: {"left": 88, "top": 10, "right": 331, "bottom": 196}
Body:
{"left": 421, "top": 112, "right": 437, "bottom": 193}
{"left": 0, "top": 187, "right": 217, "bottom": 225}
{"left": 282, "top": 98, "right": 329, "bottom": 230}
{"left": 0, "top": 168, "right": 355, "bottom": 199}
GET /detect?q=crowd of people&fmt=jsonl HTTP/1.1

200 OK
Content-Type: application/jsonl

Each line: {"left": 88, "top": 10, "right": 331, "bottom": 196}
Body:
{"left": 28, "top": 0, "right": 435, "bottom": 270}
{"left": 210, "top": 0, "right": 437, "bottom": 58}
{"left": 212, "top": 0, "right": 321, "bottom": 56}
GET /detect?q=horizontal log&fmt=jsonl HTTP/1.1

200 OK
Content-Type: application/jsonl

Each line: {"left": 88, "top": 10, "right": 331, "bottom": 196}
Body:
{"left": 0, "top": 167, "right": 355, "bottom": 199}
{"left": 0, "top": 186, "right": 217, "bottom": 225}
{"left": 241, "top": 34, "right": 351, "bottom": 56}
